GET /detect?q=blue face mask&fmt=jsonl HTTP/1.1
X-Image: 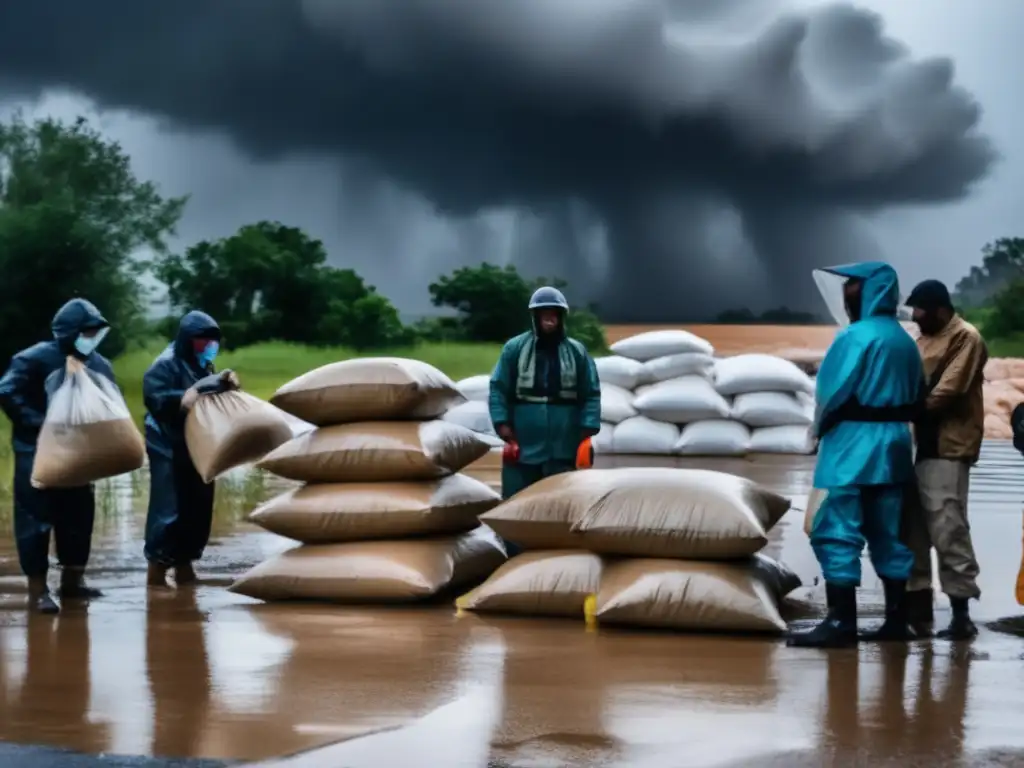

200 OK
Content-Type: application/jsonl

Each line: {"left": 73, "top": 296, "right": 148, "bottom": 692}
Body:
{"left": 198, "top": 341, "right": 219, "bottom": 368}
{"left": 74, "top": 327, "right": 109, "bottom": 357}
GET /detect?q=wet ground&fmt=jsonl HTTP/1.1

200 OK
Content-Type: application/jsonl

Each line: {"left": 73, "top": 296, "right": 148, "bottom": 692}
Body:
{"left": 1, "top": 445, "right": 1024, "bottom": 767}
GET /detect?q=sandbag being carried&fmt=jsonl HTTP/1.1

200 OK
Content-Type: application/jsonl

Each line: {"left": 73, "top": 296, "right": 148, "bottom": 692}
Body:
{"left": 480, "top": 467, "right": 790, "bottom": 558}
{"left": 270, "top": 357, "right": 465, "bottom": 426}
{"left": 256, "top": 420, "right": 491, "bottom": 483}
{"left": 32, "top": 358, "right": 145, "bottom": 489}
{"left": 601, "top": 384, "right": 637, "bottom": 424}
{"left": 594, "top": 356, "right": 647, "bottom": 390}
{"left": 674, "top": 420, "right": 750, "bottom": 456}
{"left": 586, "top": 554, "right": 801, "bottom": 634}
{"left": 731, "top": 391, "right": 813, "bottom": 428}
{"left": 634, "top": 376, "right": 731, "bottom": 423}
{"left": 456, "top": 550, "right": 602, "bottom": 618}
{"left": 610, "top": 330, "right": 714, "bottom": 362}
{"left": 185, "top": 391, "right": 295, "bottom": 483}
{"left": 456, "top": 374, "right": 490, "bottom": 402}
{"left": 713, "top": 354, "right": 814, "bottom": 397}
{"left": 642, "top": 352, "right": 715, "bottom": 383}
{"left": 611, "top": 416, "right": 679, "bottom": 454}
{"left": 230, "top": 526, "right": 506, "bottom": 603}
{"left": 749, "top": 425, "right": 815, "bottom": 454}
{"left": 249, "top": 473, "right": 501, "bottom": 543}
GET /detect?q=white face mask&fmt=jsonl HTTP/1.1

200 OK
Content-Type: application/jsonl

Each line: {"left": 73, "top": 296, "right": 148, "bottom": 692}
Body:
{"left": 74, "top": 326, "right": 109, "bottom": 357}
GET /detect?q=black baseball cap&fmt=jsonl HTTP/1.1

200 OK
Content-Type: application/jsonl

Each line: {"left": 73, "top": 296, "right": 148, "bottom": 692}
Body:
{"left": 905, "top": 279, "right": 953, "bottom": 311}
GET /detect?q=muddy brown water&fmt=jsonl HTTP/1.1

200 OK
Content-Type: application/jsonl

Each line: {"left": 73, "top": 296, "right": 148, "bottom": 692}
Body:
{"left": 1, "top": 445, "right": 1024, "bottom": 767}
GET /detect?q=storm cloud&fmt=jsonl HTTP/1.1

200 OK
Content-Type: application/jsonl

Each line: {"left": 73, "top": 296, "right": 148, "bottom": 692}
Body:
{"left": 0, "top": 0, "right": 997, "bottom": 319}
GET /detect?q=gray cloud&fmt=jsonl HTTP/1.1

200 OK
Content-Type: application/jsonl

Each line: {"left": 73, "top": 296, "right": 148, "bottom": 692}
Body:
{"left": 0, "top": 0, "right": 997, "bottom": 319}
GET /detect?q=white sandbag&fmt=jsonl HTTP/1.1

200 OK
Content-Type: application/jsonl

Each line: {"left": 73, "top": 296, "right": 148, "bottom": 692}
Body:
{"left": 594, "top": 356, "right": 647, "bottom": 390}
{"left": 601, "top": 384, "right": 637, "bottom": 424}
{"left": 714, "top": 354, "right": 814, "bottom": 397}
{"left": 592, "top": 422, "right": 615, "bottom": 453}
{"left": 674, "top": 420, "right": 750, "bottom": 456}
{"left": 610, "top": 330, "right": 714, "bottom": 362}
{"left": 442, "top": 400, "right": 496, "bottom": 436}
{"left": 456, "top": 375, "right": 490, "bottom": 402}
{"left": 642, "top": 352, "right": 715, "bottom": 383}
{"left": 611, "top": 416, "right": 679, "bottom": 454}
{"left": 633, "top": 376, "right": 731, "bottom": 423}
{"left": 731, "top": 392, "right": 813, "bottom": 428}
{"left": 749, "top": 425, "right": 815, "bottom": 454}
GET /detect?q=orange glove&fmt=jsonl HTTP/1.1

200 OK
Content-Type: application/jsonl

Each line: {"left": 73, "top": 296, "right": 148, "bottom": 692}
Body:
{"left": 576, "top": 437, "right": 594, "bottom": 470}
{"left": 502, "top": 440, "right": 520, "bottom": 464}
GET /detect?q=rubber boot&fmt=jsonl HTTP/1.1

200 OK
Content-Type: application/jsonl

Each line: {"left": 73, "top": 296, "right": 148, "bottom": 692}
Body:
{"left": 59, "top": 567, "right": 103, "bottom": 600}
{"left": 787, "top": 583, "right": 858, "bottom": 648}
{"left": 860, "top": 578, "right": 914, "bottom": 642}
{"left": 147, "top": 562, "right": 169, "bottom": 588}
{"left": 28, "top": 577, "right": 60, "bottom": 615}
{"left": 905, "top": 588, "right": 934, "bottom": 637}
{"left": 174, "top": 561, "right": 197, "bottom": 585}
{"left": 936, "top": 597, "right": 978, "bottom": 640}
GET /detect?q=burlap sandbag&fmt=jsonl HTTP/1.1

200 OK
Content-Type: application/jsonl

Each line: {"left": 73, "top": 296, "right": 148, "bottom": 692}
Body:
{"left": 32, "top": 358, "right": 145, "bottom": 488}
{"left": 255, "top": 420, "right": 491, "bottom": 483}
{"left": 480, "top": 467, "right": 790, "bottom": 558}
{"left": 456, "top": 550, "right": 603, "bottom": 618}
{"left": 229, "top": 526, "right": 507, "bottom": 603}
{"left": 586, "top": 554, "right": 801, "bottom": 634}
{"left": 270, "top": 357, "right": 466, "bottom": 426}
{"left": 249, "top": 473, "right": 500, "bottom": 543}
{"left": 185, "top": 390, "right": 294, "bottom": 483}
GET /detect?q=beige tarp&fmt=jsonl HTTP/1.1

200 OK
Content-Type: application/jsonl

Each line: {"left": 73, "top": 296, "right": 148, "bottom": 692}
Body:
{"left": 256, "top": 420, "right": 491, "bottom": 483}
{"left": 185, "top": 391, "right": 294, "bottom": 483}
{"left": 229, "top": 526, "right": 506, "bottom": 603}
{"left": 249, "top": 473, "right": 500, "bottom": 543}
{"left": 456, "top": 550, "right": 603, "bottom": 618}
{"left": 270, "top": 357, "right": 465, "bottom": 426}
{"left": 32, "top": 358, "right": 145, "bottom": 488}
{"left": 480, "top": 467, "right": 790, "bottom": 559}
{"left": 587, "top": 554, "right": 800, "bottom": 634}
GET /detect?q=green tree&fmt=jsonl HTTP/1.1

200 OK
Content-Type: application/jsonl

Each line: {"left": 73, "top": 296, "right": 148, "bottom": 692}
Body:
{"left": 0, "top": 113, "right": 185, "bottom": 364}
{"left": 983, "top": 279, "right": 1024, "bottom": 338}
{"left": 954, "top": 237, "right": 1024, "bottom": 308}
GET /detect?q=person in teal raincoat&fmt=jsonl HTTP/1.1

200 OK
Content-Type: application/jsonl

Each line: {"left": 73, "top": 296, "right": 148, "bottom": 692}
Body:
{"left": 789, "top": 262, "right": 924, "bottom": 648}
{"left": 488, "top": 287, "right": 601, "bottom": 515}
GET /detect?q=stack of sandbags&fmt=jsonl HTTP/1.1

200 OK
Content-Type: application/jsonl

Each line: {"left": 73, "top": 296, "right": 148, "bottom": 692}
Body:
{"left": 230, "top": 358, "right": 507, "bottom": 604}
{"left": 982, "top": 358, "right": 1024, "bottom": 439}
{"left": 458, "top": 467, "right": 801, "bottom": 634}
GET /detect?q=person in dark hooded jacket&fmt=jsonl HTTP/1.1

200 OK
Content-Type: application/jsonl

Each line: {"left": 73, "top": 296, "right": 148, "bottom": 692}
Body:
{"left": 143, "top": 310, "right": 239, "bottom": 587}
{"left": 0, "top": 298, "right": 115, "bottom": 614}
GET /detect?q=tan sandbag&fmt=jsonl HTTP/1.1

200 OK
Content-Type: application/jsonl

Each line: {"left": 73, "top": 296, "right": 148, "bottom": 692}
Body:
{"left": 185, "top": 390, "right": 294, "bottom": 483}
{"left": 256, "top": 420, "right": 491, "bottom": 483}
{"left": 478, "top": 471, "right": 593, "bottom": 550}
{"left": 586, "top": 554, "right": 801, "bottom": 634}
{"left": 270, "top": 357, "right": 465, "bottom": 426}
{"left": 249, "top": 473, "right": 500, "bottom": 543}
{"left": 455, "top": 550, "right": 603, "bottom": 618}
{"left": 229, "top": 526, "right": 507, "bottom": 603}
{"left": 985, "top": 357, "right": 1024, "bottom": 382}
{"left": 32, "top": 358, "right": 145, "bottom": 488}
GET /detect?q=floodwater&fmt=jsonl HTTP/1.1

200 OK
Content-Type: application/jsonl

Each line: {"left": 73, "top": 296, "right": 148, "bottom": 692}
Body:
{"left": 1, "top": 445, "right": 1024, "bottom": 767}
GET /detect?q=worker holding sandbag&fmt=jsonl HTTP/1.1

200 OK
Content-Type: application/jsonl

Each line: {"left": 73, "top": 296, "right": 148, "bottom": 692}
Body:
{"left": 0, "top": 298, "right": 115, "bottom": 614}
{"left": 142, "top": 310, "right": 239, "bottom": 588}
{"left": 789, "top": 263, "right": 924, "bottom": 648}
{"left": 488, "top": 287, "right": 601, "bottom": 514}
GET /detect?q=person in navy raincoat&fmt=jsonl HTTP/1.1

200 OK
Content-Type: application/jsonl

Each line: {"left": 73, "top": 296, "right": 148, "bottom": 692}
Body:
{"left": 789, "top": 262, "right": 924, "bottom": 648}
{"left": 0, "top": 299, "right": 115, "bottom": 614}
{"left": 142, "top": 311, "right": 238, "bottom": 587}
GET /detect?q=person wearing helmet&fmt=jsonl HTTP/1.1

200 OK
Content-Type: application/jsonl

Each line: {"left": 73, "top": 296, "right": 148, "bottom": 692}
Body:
{"left": 789, "top": 262, "right": 924, "bottom": 648}
{"left": 488, "top": 287, "right": 601, "bottom": 526}
{"left": 0, "top": 298, "right": 116, "bottom": 614}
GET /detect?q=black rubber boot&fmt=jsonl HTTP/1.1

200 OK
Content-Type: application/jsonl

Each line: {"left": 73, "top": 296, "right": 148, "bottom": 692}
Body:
{"left": 788, "top": 583, "right": 858, "bottom": 648}
{"left": 936, "top": 597, "right": 978, "bottom": 640}
{"left": 906, "top": 588, "right": 934, "bottom": 623}
{"left": 860, "top": 578, "right": 914, "bottom": 642}
{"left": 59, "top": 567, "right": 103, "bottom": 600}
{"left": 28, "top": 577, "right": 60, "bottom": 615}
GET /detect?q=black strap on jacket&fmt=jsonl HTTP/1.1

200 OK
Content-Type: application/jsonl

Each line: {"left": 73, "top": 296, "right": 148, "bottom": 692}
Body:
{"left": 818, "top": 398, "right": 924, "bottom": 437}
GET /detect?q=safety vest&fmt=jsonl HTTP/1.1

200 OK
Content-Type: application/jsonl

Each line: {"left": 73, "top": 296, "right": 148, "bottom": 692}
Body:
{"left": 514, "top": 335, "right": 586, "bottom": 404}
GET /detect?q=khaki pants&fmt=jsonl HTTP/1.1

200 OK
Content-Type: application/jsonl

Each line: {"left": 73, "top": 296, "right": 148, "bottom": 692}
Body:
{"left": 906, "top": 459, "right": 981, "bottom": 599}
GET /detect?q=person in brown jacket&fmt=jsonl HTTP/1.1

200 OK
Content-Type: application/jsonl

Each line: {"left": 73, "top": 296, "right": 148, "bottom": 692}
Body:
{"left": 904, "top": 279, "right": 986, "bottom": 639}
